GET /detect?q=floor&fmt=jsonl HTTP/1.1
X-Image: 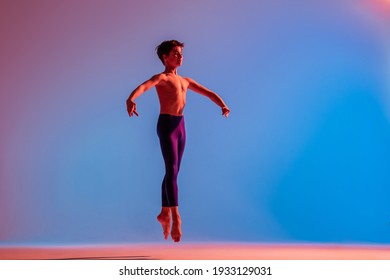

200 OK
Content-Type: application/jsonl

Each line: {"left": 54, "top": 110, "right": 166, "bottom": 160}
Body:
{"left": 1, "top": 243, "right": 390, "bottom": 260}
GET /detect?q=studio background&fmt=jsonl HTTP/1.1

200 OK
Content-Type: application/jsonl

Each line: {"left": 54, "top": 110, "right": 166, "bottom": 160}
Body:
{"left": 1, "top": 0, "right": 390, "bottom": 245}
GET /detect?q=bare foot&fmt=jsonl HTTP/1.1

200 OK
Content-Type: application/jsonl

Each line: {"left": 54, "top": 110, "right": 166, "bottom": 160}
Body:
{"left": 171, "top": 219, "right": 182, "bottom": 242}
{"left": 170, "top": 207, "right": 182, "bottom": 242}
{"left": 157, "top": 209, "right": 171, "bottom": 240}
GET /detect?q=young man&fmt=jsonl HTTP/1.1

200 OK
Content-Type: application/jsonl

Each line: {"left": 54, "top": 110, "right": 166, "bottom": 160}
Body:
{"left": 126, "top": 40, "right": 230, "bottom": 242}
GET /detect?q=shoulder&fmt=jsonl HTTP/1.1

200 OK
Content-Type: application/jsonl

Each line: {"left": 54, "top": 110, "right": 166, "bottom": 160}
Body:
{"left": 182, "top": 76, "right": 195, "bottom": 84}
{"left": 146, "top": 73, "right": 168, "bottom": 86}
{"left": 151, "top": 73, "right": 167, "bottom": 81}
{"left": 182, "top": 77, "right": 200, "bottom": 89}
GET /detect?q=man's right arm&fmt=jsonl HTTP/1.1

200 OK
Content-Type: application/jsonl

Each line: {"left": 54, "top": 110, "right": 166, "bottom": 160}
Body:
{"left": 128, "top": 74, "right": 162, "bottom": 102}
{"left": 126, "top": 74, "right": 163, "bottom": 117}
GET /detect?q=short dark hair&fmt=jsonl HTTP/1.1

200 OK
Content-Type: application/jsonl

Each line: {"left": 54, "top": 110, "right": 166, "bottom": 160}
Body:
{"left": 156, "top": 40, "right": 184, "bottom": 65}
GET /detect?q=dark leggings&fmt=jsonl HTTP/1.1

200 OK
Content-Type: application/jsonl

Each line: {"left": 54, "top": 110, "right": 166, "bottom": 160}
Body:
{"left": 157, "top": 114, "right": 186, "bottom": 207}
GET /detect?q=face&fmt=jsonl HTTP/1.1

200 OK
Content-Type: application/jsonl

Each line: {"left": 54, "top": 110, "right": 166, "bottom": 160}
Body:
{"left": 164, "top": 46, "right": 183, "bottom": 67}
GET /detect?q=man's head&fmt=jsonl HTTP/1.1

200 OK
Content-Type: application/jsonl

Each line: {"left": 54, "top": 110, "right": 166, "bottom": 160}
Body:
{"left": 156, "top": 40, "right": 184, "bottom": 66}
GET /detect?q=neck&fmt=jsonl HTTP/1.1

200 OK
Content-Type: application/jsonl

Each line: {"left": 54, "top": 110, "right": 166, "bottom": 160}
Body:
{"left": 164, "top": 65, "right": 178, "bottom": 75}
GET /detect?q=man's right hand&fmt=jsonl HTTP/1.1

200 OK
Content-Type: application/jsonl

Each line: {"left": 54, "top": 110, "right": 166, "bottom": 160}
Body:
{"left": 126, "top": 99, "right": 139, "bottom": 117}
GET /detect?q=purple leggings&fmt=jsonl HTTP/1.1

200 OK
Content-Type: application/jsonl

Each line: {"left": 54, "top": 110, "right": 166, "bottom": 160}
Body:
{"left": 157, "top": 114, "right": 186, "bottom": 207}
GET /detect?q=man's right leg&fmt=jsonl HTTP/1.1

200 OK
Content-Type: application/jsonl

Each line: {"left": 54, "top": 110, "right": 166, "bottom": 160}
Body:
{"left": 157, "top": 207, "right": 171, "bottom": 240}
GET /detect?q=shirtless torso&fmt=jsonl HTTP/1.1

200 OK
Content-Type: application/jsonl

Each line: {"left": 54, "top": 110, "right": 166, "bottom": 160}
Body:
{"left": 155, "top": 73, "right": 189, "bottom": 116}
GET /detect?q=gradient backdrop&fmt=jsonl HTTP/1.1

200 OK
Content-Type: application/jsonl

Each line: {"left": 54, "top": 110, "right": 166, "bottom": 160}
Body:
{"left": 1, "top": 0, "right": 390, "bottom": 245}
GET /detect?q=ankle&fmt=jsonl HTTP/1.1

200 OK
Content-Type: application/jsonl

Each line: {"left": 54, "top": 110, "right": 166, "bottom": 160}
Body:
{"left": 160, "top": 207, "right": 171, "bottom": 216}
{"left": 172, "top": 216, "right": 181, "bottom": 224}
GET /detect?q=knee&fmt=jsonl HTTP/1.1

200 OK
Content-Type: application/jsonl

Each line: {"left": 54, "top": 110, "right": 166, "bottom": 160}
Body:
{"left": 166, "top": 164, "right": 179, "bottom": 178}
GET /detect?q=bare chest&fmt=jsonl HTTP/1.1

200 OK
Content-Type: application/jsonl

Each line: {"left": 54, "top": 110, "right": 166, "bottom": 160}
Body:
{"left": 161, "top": 76, "right": 188, "bottom": 93}
{"left": 156, "top": 76, "right": 188, "bottom": 99}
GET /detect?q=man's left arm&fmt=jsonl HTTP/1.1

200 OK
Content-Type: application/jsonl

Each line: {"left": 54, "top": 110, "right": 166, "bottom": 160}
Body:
{"left": 186, "top": 78, "right": 230, "bottom": 117}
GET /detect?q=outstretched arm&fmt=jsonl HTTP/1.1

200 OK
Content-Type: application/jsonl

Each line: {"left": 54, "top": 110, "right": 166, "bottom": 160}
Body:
{"left": 186, "top": 78, "right": 230, "bottom": 117}
{"left": 126, "top": 74, "right": 162, "bottom": 117}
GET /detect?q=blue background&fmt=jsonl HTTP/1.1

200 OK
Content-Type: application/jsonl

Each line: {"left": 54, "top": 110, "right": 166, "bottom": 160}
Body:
{"left": 1, "top": 0, "right": 390, "bottom": 245}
